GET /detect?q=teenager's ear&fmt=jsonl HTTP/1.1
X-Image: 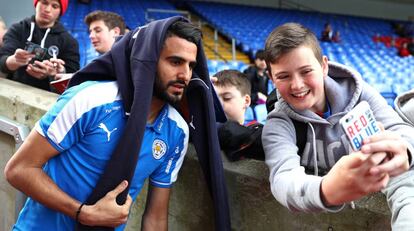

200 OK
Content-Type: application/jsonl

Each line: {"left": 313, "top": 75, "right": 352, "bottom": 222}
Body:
{"left": 112, "top": 27, "right": 121, "bottom": 36}
{"left": 322, "top": 55, "right": 329, "bottom": 77}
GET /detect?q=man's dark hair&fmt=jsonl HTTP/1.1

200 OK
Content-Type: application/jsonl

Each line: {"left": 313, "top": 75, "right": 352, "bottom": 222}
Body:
{"left": 264, "top": 23, "right": 322, "bottom": 74}
{"left": 214, "top": 70, "right": 251, "bottom": 96}
{"left": 84, "top": 10, "right": 126, "bottom": 35}
{"left": 255, "top": 49, "right": 266, "bottom": 60}
{"left": 165, "top": 20, "right": 202, "bottom": 46}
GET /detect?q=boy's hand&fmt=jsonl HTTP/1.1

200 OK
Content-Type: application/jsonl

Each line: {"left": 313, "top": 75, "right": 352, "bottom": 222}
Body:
{"left": 27, "top": 59, "right": 66, "bottom": 80}
{"left": 361, "top": 123, "right": 409, "bottom": 177}
{"left": 321, "top": 152, "right": 389, "bottom": 206}
{"left": 26, "top": 61, "right": 51, "bottom": 79}
{"left": 78, "top": 180, "right": 132, "bottom": 227}
{"left": 47, "top": 58, "right": 66, "bottom": 76}
{"left": 6, "top": 49, "right": 35, "bottom": 71}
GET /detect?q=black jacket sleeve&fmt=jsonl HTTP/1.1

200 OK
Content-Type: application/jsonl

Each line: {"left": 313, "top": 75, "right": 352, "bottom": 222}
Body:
{"left": 0, "top": 22, "right": 25, "bottom": 73}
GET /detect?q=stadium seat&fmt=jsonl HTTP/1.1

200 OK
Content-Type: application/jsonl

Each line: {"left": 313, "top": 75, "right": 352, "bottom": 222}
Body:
{"left": 254, "top": 104, "right": 268, "bottom": 124}
{"left": 244, "top": 106, "right": 255, "bottom": 125}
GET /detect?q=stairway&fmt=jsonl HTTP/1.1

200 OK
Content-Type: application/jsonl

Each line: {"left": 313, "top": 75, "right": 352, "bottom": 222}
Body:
{"left": 190, "top": 14, "right": 251, "bottom": 64}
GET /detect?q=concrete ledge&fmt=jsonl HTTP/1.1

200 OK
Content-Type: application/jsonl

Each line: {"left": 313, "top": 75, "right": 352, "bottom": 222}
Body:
{"left": 156, "top": 149, "right": 390, "bottom": 231}
{"left": 0, "top": 79, "right": 391, "bottom": 230}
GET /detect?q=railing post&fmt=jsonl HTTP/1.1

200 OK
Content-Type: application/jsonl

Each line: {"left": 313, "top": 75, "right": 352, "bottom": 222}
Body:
{"left": 0, "top": 116, "right": 30, "bottom": 222}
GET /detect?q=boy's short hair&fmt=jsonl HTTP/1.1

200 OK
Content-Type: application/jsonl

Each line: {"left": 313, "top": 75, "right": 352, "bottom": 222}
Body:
{"left": 214, "top": 70, "right": 251, "bottom": 96}
{"left": 264, "top": 23, "right": 323, "bottom": 71}
{"left": 84, "top": 10, "right": 126, "bottom": 35}
{"left": 165, "top": 20, "right": 202, "bottom": 46}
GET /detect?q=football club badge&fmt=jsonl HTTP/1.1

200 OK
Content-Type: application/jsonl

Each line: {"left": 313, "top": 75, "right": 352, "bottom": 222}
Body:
{"left": 152, "top": 139, "right": 167, "bottom": 159}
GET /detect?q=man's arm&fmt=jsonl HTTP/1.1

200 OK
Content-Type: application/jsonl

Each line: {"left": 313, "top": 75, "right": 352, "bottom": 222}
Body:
{"left": 141, "top": 185, "right": 171, "bottom": 231}
{"left": 4, "top": 129, "right": 80, "bottom": 216}
{"left": 4, "top": 129, "right": 132, "bottom": 227}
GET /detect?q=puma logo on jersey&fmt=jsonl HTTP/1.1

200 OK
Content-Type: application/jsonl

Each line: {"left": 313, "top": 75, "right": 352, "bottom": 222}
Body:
{"left": 98, "top": 123, "right": 118, "bottom": 142}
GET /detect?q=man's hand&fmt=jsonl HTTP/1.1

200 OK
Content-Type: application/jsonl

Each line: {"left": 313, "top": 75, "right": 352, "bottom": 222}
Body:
{"left": 321, "top": 152, "right": 390, "bottom": 206}
{"left": 5, "top": 48, "right": 35, "bottom": 71}
{"left": 361, "top": 123, "right": 410, "bottom": 177}
{"left": 78, "top": 180, "right": 133, "bottom": 228}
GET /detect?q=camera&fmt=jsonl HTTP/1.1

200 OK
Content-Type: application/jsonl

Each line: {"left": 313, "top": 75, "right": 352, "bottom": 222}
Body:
{"left": 24, "top": 41, "right": 48, "bottom": 63}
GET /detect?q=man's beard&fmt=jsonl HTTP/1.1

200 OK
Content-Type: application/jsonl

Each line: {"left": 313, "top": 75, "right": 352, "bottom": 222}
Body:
{"left": 153, "top": 75, "right": 187, "bottom": 106}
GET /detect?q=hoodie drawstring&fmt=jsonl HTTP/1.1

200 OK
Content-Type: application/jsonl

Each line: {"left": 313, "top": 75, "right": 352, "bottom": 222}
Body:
{"left": 307, "top": 122, "right": 356, "bottom": 209}
{"left": 27, "top": 22, "right": 35, "bottom": 42}
{"left": 308, "top": 122, "right": 319, "bottom": 176}
{"left": 41, "top": 28, "right": 51, "bottom": 48}
{"left": 26, "top": 21, "right": 51, "bottom": 48}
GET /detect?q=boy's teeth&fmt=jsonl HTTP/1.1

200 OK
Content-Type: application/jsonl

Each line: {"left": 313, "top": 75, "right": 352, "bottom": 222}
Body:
{"left": 293, "top": 91, "right": 308, "bottom": 97}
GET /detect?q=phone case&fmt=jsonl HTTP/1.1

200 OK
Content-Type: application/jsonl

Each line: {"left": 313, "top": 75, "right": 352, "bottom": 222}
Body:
{"left": 25, "top": 41, "right": 48, "bottom": 62}
{"left": 339, "top": 101, "right": 381, "bottom": 151}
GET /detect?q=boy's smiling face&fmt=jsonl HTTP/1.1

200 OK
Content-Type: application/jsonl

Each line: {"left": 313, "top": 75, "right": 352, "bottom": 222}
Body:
{"left": 269, "top": 45, "right": 329, "bottom": 113}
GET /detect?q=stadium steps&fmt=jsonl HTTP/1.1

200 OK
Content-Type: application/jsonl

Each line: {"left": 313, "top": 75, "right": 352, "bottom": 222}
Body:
{"left": 190, "top": 13, "right": 250, "bottom": 63}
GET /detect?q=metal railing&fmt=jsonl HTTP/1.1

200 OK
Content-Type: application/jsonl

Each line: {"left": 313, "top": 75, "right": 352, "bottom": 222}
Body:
{"left": 0, "top": 116, "right": 30, "bottom": 221}
{"left": 145, "top": 8, "right": 191, "bottom": 22}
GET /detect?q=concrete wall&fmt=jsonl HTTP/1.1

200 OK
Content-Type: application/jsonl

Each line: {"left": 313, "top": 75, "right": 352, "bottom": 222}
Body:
{"left": 0, "top": 78, "right": 391, "bottom": 230}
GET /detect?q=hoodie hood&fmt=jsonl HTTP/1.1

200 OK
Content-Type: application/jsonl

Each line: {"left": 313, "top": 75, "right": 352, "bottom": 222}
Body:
{"left": 269, "top": 61, "right": 363, "bottom": 124}
{"left": 68, "top": 16, "right": 220, "bottom": 116}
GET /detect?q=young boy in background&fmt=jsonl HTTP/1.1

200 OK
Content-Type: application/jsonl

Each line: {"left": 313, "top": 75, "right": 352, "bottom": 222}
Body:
{"left": 213, "top": 70, "right": 252, "bottom": 125}
{"left": 262, "top": 22, "right": 414, "bottom": 229}
{"left": 213, "top": 70, "right": 264, "bottom": 161}
{"left": 84, "top": 10, "right": 126, "bottom": 55}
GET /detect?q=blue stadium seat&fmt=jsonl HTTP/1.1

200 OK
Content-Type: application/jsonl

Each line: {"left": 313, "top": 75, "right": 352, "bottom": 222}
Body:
{"left": 244, "top": 106, "right": 255, "bottom": 125}
{"left": 253, "top": 104, "right": 268, "bottom": 124}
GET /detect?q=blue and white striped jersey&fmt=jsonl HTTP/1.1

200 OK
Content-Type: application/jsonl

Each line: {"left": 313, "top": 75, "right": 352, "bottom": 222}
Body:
{"left": 13, "top": 81, "right": 189, "bottom": 231}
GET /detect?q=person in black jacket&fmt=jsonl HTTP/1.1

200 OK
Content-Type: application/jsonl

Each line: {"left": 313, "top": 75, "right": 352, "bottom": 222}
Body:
{"left": 0, "top": 0, "right": 79, "bottom": 91}
{"left": 243, "top": 49, "right": 271, "bottom": 106}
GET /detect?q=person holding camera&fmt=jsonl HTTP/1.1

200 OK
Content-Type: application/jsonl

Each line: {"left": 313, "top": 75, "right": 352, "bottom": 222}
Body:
{"left": 0, "top": 0, "right": 79, "bottom": 91}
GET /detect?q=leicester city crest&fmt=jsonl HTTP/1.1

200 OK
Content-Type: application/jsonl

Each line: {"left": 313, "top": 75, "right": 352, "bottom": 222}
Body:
{"left": 152, "top": 139, "right": 167, "bottom": 160}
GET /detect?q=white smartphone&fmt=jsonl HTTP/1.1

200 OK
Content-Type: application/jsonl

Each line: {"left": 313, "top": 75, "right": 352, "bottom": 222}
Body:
{"left": 339, "top": 101, "right": 381, "bottom": 151}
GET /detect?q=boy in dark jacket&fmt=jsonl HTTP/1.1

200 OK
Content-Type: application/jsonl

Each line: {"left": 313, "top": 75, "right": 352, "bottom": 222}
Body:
{"left": 0, "top": 0, "right": 79, "bottom": 91}
{"left": 213, "top": 70, "right": 265, "bottom": 161}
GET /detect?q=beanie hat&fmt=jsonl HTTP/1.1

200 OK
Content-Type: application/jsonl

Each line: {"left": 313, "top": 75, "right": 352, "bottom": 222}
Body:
{"left": 34, "top": 0, "right": 68, "bottom": 16}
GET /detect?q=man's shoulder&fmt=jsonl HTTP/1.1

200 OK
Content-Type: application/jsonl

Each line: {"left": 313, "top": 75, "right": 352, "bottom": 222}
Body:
{"left": 166, "top": 105, "right": 189, "bottom": 134}
{"left": 62, "top": 81, "right": 121, "bottom": 106}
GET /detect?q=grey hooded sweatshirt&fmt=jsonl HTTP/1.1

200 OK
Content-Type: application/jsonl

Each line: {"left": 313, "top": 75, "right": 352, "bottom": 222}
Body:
{"left": 262, "top": 61, "right": 414, "bottom": 213}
